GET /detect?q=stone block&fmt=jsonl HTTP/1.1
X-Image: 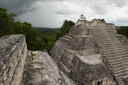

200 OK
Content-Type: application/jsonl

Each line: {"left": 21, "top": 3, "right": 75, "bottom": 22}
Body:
{"left": 0, "top": 34, "right": 27, "bottom": 85}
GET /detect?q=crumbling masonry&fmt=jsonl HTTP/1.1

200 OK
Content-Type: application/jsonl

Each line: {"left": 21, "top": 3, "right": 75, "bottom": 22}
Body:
{"left": 50, "top": 19, "right": 128, "bottom": 85}
{"left": 1, "top": 19, "right": 128, "bottom": 85}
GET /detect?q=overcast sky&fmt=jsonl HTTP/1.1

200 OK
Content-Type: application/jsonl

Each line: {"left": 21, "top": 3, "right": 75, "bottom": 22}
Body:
{"left": 0, "top": 0, "right": 128, "bottom": 27}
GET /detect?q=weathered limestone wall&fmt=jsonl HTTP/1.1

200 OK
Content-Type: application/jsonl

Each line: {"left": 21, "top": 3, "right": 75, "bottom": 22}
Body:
{"left": 50, "top": 19, "right": 118, "bottom": 85}
{"left": 75, "top": 19, "right": 117, "bottom": 33}
{"left": 23, "top": 51, "right": 76, "bottom": 85}
{"left": 0, "top": 34, "right": 27, "bottom": 85}
{"left": 68, "top": 35, "right": 98, "bottom": 55}
{"left": 116, "top": 34, "right": 128, "bottom": 51}
{"left": 70, "top": 54, "right": 112, "bottom": 85}
{"left": 50, "top": 35, "right": 113, "bottom": 85}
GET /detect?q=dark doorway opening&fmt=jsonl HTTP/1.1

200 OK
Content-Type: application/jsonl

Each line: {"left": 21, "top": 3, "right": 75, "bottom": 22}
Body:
{"left": 97, "top": 81, "right": 103, "bottom": 85}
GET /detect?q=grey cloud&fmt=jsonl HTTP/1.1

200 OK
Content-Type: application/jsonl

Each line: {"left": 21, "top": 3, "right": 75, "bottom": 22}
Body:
{"left": 107, "top": 0, "right": 128, "bottom": 7}
{"left": 1, "top": 0, "right": 128, "bottom": 27}
{"left": 92, "top": 5, "right": 108, "bottom": 14}
{"left": 55, "top": 11, "right": 70, "bottom": 15}
{"left": 0, "top": 0, "right": 39, "bottom": 15}
{"left": 86, "top": 1, "right": 109, "bottom": 15}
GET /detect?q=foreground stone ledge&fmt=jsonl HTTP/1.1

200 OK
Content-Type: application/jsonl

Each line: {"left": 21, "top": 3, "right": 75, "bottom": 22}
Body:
{"left": 23, "top": 51, "right": 76, "bottom": 85}
{"left": 0, "top": 34, "right": 27, "bottom": 85}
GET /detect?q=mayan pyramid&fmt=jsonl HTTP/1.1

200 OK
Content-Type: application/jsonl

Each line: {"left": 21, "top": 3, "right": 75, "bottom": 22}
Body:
{"left": 50, "top": 19, "right": 128, "bottom": 85}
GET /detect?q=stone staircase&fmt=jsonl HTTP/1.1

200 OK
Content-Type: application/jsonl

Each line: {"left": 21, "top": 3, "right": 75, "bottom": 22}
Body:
{"left": 59, "top": 35, "right": 72, "bottom": 44}
{"left": 89, "top": 27, "right": 128, "bottom": 85}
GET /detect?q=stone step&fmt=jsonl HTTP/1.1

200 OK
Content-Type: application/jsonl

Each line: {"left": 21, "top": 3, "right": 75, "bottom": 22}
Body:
{"left": 96, "top": 36, "right": 113, "bottom": 39}
{"left": 108, "top": 57, "right": 128, "bottom": 65}
{"left": 103, "top": 48, "right": 126, "bottom": 53}
{"left": 63, "top": 36, "right": 71, "bottom": 39}
{"left": 115, "top": 71, "right": 128, "bottom": 77}
{"left": 103, "top": 46, "right": 123, "bottom": 49}
{"left": 109, "top": 61, "right": 128, "bottom": 68}
{"left": 106, "top": 53, "right": 128, "bottom": 58}
{"left": 104, "top": 42, "right": 122, "bottom": 46}
{"left": 114, "top": 68, "right": 126, "bottom": 74}
{"left": 106, "top": 55, "right": 128, "bottom": 62}
{"left": 103, "top": 41, "right": 120, "bottom": 43}
{"left": 104, "top": 50, "right": 126, "bottom": 54}
{"left": 103, "top": 38, "right": 117, "bottom": 41}
{"left": 111, "top": 65, "right": 128, "bottom": 71}
{"left": 103, "top": 47, "right": 125, "bottom": 52}
{"left": 104, "top": 51, "right": 127, "bottom": 56}
{"left": 104, "top": 45, "right": 124, "bottom": 49}
{"left": 103, "top": 43, "right": 122, "bottom": 46}
{"left": 116, "top": 76, "right": 123, "bottom": 80}
{"left": 114, "top": 68, "right": 128, "bottom": 74}
{"left": 103, "top": 43, "right": 120, "bottom": 46}
{"left": 59, "top": 37, "right": 70, "bottom": 44}
{"left": 118, "top": 82, "right": 125, "bottom": 85}
{"left": 116, "top": 79, "right": 125, "bottom": 85}
{"left": 102, "top": 39, "right": 120, "bottom": 44}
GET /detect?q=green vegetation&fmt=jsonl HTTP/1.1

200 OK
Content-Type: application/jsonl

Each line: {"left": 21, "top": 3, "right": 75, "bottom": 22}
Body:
{"left": 33, "top": 28, "right": 58, "bottom": 36}
{"left": 98, "top": 19, "right": 106, "bottom": 22}
{"left": 31, "top": 52, "right": 36, "bottom": 60}
{"left": 0, "top": 7, "right": 44, "bottom": 50}
{"left": 0, "top": 7, "right": 75, "bottom": 52}
{"left": 40, "top": 20, "right": 75, "bottom": 51}
{"left": 117, "top": 26, "right": 128, "bottom": 38}
{"left": 79, "top": 14, "right": 86, "bottom": 20}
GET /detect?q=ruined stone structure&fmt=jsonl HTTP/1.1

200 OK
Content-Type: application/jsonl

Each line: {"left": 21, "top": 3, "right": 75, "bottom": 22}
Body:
{"left": 0, "top": 34, "right": 27, "bottom": 85}
{"left": 50, "top": 19, "right": 128, "bottom": 85}
{"left": 0, "top": 34, "right": 77, "bottom": 85}
{"left": 1, "top": 19, "right": 128, "bottom": 85}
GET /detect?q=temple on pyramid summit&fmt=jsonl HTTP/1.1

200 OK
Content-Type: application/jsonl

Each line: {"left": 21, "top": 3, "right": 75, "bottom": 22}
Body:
{"left": 50, "top": 19, "right": 128, "bottom": 85}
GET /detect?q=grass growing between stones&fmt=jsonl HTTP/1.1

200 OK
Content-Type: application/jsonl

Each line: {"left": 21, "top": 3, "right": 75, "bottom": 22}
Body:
{"left": 31, "top": 52, "right": 36, "bottom": 60}
{"left": 27, "top": 51, "right": 36, "bottom": 65}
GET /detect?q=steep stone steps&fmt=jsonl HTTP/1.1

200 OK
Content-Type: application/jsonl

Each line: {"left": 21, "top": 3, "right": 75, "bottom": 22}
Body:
{"left": 103, "top": 48, "right": 125, "bottom": 52}
{"left": 89, "top": 27, "right": 128, "bottom": 85}
{"left": 103, "top": 47, "right": 126, "bottom": 52}
{"left": 111, "top": 65, "right": 128, "bottom": 71}
{"left": 104, "top": 50, "right": 127, "bottom": 56}
{"left": 109, "top": 59, "right": 128, "bottom": 66}
{"left": 115, "top": 71, "right": 128, "bottom": 78}
{"left": 109, "top": 62, "right": 128, "bottom": 69}
{"left": 106, "top": 52, "right": 128, "bottom": 57}
{"left": 103, "top": 41, "right": 120, "bottom": 44}
{"left": 63, "top": 36, "right": 72, "bottom": 40}
{"left": 103, "top": 42, "right": 121, "bottom": 45}
{"left": 103, "top": 38, "right": 117, "bottom": 41}
{"left": 114, "top": 68, "right": 127, "bottom": 74}
{"left": 114, "top": 68, "right": 128, "bottom": 76}
{"left": 106, "top": 55, "right": 128, "bottom": 61}
{"left": 116, "top": 79, "right": 125, "bottom": 85}
{"left": 59, "top": 37, "right": 70, "bottom": 44}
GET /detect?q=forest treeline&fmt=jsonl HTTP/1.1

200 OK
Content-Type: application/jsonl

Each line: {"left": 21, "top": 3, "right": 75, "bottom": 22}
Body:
{"left": 0, "top": 7, "right": 75, "bottom": 51}
{"left": 33, "top": 28, "right": 58, "bottom": 36}
{"left": 1, "top": 7, "right": 128, "bottom": 52}
{"left": 117, "top": 26, "right": 128, "bottom": 38}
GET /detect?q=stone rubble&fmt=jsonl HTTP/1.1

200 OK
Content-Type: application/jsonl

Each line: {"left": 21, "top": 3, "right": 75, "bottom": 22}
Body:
{"left": 21, "top": 51, "right": 76, "bottom": 85}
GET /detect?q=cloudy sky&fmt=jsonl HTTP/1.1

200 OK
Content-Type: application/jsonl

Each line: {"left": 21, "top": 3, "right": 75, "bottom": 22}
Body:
{"left": 0, "top": 0, "right": 128, "bottom": 27}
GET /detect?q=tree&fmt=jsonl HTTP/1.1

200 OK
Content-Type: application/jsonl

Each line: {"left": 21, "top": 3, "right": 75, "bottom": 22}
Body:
{"left": 79, "top": 14, "right": 86, "bottom": 20}
{"left": 40, "top": 20, "right": 75, "bottom": 52}
{"left": 0, "top": 7, "right": 45, "bottom": 50}
{"left": 98, "top": 19, "right": 106, "bottom": 23}
{"left": 0, "top": 7, "right": 17, "bottom": 31}
{"left": 117, "top": 26, "right": 128, "bottom": 38}
{"left": 59, "top": 20, "right": 75, "bottom": 35}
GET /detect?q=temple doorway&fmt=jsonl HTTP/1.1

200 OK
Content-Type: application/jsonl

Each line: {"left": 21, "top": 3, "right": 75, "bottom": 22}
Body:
{"left": 97, "top": 81, "right": 103, "bottom": 85}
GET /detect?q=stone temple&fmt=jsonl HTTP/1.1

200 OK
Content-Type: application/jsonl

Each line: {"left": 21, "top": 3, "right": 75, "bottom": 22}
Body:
{"left": 50, "top": 19, "right": 128, "bottom": 85}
